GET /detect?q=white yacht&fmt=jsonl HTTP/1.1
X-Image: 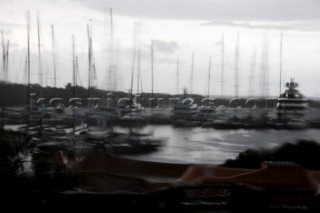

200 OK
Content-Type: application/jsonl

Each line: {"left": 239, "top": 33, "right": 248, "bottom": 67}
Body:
{"left": 276, "top": 78, "right": 309, "bottom": 129}
{"left": 172, "top": 88, "right": 198, "bottom": 120}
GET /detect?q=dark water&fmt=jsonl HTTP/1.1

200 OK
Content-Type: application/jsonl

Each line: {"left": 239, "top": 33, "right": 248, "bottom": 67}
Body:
{"left": 116, "top": 125, "right": 320, "bottom": 165}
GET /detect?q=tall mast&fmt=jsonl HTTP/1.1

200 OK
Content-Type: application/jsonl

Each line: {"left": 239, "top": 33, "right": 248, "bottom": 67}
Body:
{"left": 207, "top": 56, "right": 211, "bottom": 98}
{"left": 26, "top": 11, "right": 31, "bottom": 132}
{"left": 1, "top": 31, "right": 4, "bottom": 81}
{"left": 51, "top": 25, "right": 57, "bottom": 95}
{"left": 1, "top": 31, "right": 9, "bottom": 82}
{"left": 105, "top": 7, "right": 115, "bottom": 91}
{"left": 75, "top": 56, "right": 79, "bottom": 87}
{"left": 279, "top": 32, "right": 283, "bottom": 96}
{"left": 109, "top": 7, "right": 116, "bottom": 91}
{"left": 190, "top": 53, "right": 194, "bottom": 95}
{"left": 136, "top": 24, "right": 141, "bottom": 94}
{"left": 234, "top": 32, "right": 239, "bottom": 98}
{"left": 176, "top": 56, "right": 179, "bottom": 94}
{"left": 221, "top": 33, "right": 224, "bottom": 98}
{"left": 265, "top": 37, "right": 269, "bottom": 98}
{"left": 0, "top": 32, "right": 7, "bottom": 130}
{"left": 36, "top": 12, "right": 43, "bottom": 89}
{"left": 261, "top": 35, "right": 269, "bottom": 98}
{"left": 72, "top": 35, "right": 76, "bottom": 98}
{"left": 87, "top": 24, "right": 92, "bottom": 98}
{"left": 72, "top": 35, "right": 76, "bottom": 134}
{"left": 130, "top": 23, "right": 138, "bottom": 102}
{"left": 151, "top": 40, "right": 154, "bottom": 100}
{"left": 5, "top": 40, "right": 9, "bottom": 82}
{"left": 249, "top": 47, "right": 257, "bottom": 97}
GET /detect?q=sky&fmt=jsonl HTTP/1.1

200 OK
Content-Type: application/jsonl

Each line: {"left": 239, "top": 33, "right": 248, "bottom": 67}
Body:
{"left": 1, "top": 0, "right": 320, "bottom": 98}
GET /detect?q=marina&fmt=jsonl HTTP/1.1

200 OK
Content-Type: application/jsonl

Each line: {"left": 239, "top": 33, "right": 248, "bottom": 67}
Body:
{"left": 2, "top": 1, "right": 320, "bottom": 211}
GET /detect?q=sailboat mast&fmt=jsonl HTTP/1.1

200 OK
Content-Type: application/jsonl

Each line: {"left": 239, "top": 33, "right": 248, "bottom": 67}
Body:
{"left": 5, "top": 40, "right": 8, "bottom": 82}
{"left": 176, "top": 56, "right": 179, "bottom": 94}
{"left": 72, "top": 35, "right": 76, "bottom": 133}
{"left": 207, "top": 56, "right": 211, "bottom": 98}
{"left": 261, "top": 35, "right": 269, "bottom": 98}
{"left": 72, "top": 35, "right": 76, "bottom": 97}
{"left": 0, "top": 31, "right": 6, "bottom": 129}
{"left": 249, "top": 47, "right": 257, "bottom": 97}
{"left": 136, "top": 24, "right": 141, "bottom": 94}
{"left": 221, "top": 33, "right": 224, "bottom": 98}
{"left": 75, "top": 56, "right": 79, "bottom": 87}
{"left": 26, "top": 11, "right": 31, "bottom": 132}
{"left": 130, "top": 23, "right": 138, "bottom": 102}
{"left": 151, "top": 40, "right": 154, "bottom": 99}
{"left": 109, "top": 7, "right": 116, "bottom": 91}
{"left": 87, "top": 24, "right": 92, "bottom": 98}
{"left": 279, "top": 32, "right": 283, "bottom": 96}
{"left": 190, "top": 53, "right": 194, "bottom": 95}
{"left": 234, "top": 32, "right": 239, "bottom": 98}
{"left": 1, "top": 31, "right": 9, "bottom": 82}
{"left": 265, "top": 37, "right": 269, "bottom": 98}
{"left": 1, "top": 31, "right": 4, "bottom": 81}
{"left": 36, "top": 12, "right": 43, "bottom": 89}
{"left": 51, "top": 25, "right": 57, "bottom": 95}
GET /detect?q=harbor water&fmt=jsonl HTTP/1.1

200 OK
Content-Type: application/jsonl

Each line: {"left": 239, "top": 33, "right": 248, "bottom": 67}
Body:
{"left": 115, "top": 124, "right": 320, "bottom": 165}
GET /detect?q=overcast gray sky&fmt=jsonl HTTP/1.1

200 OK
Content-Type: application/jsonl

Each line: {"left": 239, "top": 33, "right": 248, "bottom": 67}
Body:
{"left": 1, "top": 0, "right": 320, "bottom": 98}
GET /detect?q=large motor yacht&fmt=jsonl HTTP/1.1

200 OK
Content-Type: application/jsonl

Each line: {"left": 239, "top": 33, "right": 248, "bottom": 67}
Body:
{"left": 276, "top": 78, "right": 309, "bottom": 129}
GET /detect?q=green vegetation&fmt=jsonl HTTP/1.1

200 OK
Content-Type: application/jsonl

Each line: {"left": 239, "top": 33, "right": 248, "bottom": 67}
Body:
{"left": 0, "top": 129, "right": 31, "bottom": 178}
{"left": 0, "top": 129, "right": 79, "bottom": 192}
{"left": 223, "top": 139, "right": 320, "bottom": 170}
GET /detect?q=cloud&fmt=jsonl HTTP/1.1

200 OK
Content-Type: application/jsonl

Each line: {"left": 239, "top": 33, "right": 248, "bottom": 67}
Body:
{"left": 71, "top": 0, "right": 320, "bottom": 22}
{"left": 0, "top": 21, "right": 24, "bottom": 33}
{"left": 152, "top": 40, "right": 178, "bottom": 54}
{"left": 203, "top": 21, "right": 320, "bottom": 32}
